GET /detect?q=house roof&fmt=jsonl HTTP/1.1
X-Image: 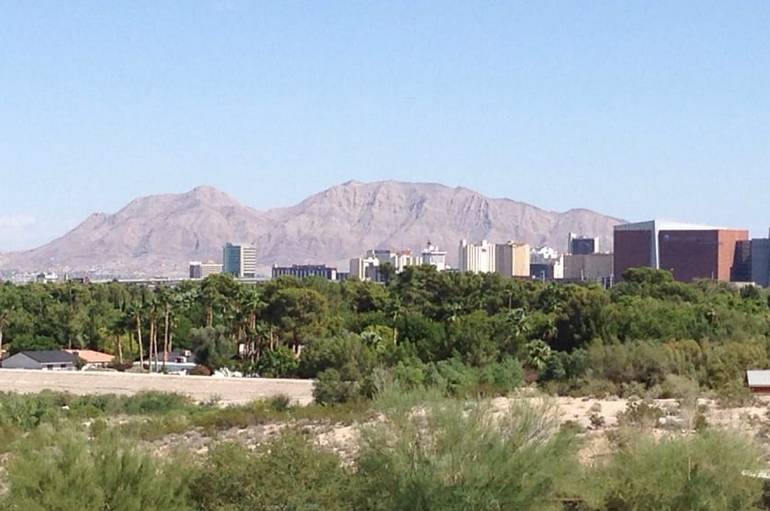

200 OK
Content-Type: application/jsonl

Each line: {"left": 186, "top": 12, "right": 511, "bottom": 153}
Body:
{"left": 21, "top": 351, "right": 76, "bottom": 364}
{"left": 746, "top": 370, "right": 770, "bottom": 387}
{"left": 65, "top": 349, "right": 114, "bottom": 364}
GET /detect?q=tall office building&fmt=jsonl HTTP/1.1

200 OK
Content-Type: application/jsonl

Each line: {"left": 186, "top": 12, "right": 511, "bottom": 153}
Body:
{"left": 189, "top": 261, "right": 223, "bottom": 279}
{"left": 459, "top": 240, "right": 496, "bottom": 274}
{"left": 494, "top": 241, "right": 530, "bottom": 277}
{"left": 222, "top": 243, "right": 258, "bottom": 278}
{"left": 613, "top": 221, "right": 748, "bottom": 282}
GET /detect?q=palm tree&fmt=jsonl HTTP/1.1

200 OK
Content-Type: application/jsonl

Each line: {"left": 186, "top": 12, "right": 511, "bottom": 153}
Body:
{"left": 127, "top": 302, "right": 144, "bottom": 369}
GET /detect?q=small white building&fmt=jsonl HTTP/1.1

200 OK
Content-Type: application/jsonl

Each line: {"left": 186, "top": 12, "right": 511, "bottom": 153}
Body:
{"left": 2, "top": 351, "right": 77, "bottom": 371}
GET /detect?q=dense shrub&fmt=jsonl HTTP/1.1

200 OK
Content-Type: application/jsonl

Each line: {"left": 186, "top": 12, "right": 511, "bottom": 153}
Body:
{"left": 584, "top": 431, "right": 764, "bottom": 510}
{"left": 355, "top": 392, "right": 577, "bottom": 511}
{"left": 191, "top": 433, "right": 353, "bottom": 511}
{"left": 255, "top": 345, "right": 299, "bottom": 377}
{"left": 0, "top": 425, "right": 190, "bottom": 511}
{"left": 313, "top": 368, "right": 363, "bottom": 405}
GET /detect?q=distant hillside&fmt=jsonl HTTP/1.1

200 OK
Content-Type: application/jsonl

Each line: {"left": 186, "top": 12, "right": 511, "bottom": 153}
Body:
{"left": 0, "top": 181, "right": 623, "bottom": 276}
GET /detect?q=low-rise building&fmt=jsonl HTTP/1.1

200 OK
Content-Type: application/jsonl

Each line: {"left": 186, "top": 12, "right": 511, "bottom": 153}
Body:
{"left": 2, "top": 350, "right": 77, "bottom": 371}
{"left": 530, "top": 247, "right": 563, "bottom": 281}
{"left": 747, "top": 370, "right": 770, "bottom": 393}
{"left": 189, "top": 261, "right": 223, "bottom": 279}
{"left": 563, "top": 253, "right": 614, "bottom": 283}
{"left": 272, "top": 264, "right": 338, "bottom": 281}
{"left": 65, "top": 349, "right": 114, "bottom": 369}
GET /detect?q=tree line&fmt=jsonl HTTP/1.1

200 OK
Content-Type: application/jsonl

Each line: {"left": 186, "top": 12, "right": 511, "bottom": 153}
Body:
{"left": 1, "top": 266, "right": 770, "bottom": 397}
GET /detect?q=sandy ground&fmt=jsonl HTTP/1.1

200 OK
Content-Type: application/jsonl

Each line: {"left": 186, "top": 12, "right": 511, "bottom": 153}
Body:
{"left": 0, "top": 369, "right": 315, "bottom": 405}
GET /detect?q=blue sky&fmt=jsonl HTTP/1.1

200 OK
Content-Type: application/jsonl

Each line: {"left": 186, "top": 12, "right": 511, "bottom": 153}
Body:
{"left": 1, "top": 1, "right": 769, "bottom": 250}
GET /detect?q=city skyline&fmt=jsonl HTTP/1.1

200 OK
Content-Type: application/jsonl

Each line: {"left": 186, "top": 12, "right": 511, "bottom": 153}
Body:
{"left": 3, "top": 2, "right": 770, "bottom": 250}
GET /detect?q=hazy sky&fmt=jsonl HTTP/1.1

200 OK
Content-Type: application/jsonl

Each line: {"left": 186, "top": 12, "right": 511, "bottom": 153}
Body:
{"left": 2, "top": 1, "right": 769, "bottom": 250}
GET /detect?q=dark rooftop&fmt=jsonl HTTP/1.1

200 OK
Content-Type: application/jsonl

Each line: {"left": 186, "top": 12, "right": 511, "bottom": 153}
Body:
{"left": 21, "top": 351, "right": 76, "bottom": 364}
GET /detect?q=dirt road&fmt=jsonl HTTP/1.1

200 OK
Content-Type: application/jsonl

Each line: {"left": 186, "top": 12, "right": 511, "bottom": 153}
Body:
{"left": 0, "top": 369, "right": 315, "bottom": 405}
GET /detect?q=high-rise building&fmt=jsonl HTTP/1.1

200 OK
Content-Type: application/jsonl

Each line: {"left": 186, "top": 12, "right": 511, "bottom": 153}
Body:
{"left": 750, "top": 234, "right": 770, "bottom": 287}
{"left": 494, "top": 241, "right": 531, "bottom": 277}
{"left": 421, "top": 242, "right": 447, "bottom": 271}
{"left": 392, "top": 250, "right": 420, "bottom": 272}
{"left": 458, "top": 240, "right": 496, "bottom": 274}
{"left": 189, "top": 261, "right": 223, "bottom": 279}
{"left": 568, "top": 234, "right": 599, "bottom": 255}
{"left": 613, "top": 221, "right": 748, "bottom": 282}
{"left": 349, "top": 256, "right": 381, "bottom": 282}
{"left": 272, "top": 264, "right": 338, "bottom": 281}
{"left": 222, "top": 243, "right": 257, "bottom": 278}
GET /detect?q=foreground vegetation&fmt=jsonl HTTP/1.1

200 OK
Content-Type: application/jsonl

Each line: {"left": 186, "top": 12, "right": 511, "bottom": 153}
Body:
{"left": 0, "top": 388, "right": 766, "bottom": 510}
{"left": 3, "top": 266, "right": 770, "bottom": 402}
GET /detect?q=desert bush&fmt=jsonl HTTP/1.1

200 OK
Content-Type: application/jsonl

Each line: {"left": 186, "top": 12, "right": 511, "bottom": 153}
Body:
{"left": 583, "top": 431, "right": 764, "bottom": 510}
{"left": 191, "top": 432, "right": 353, "bottom": 511}
{"left": 121, "top": 392, "right": 192, "bottom": 415}
{"left": 268, "top": 393, "right": 292, "bottom": 412}
{"left": 0, "top": 425, "right": 190, "bottom": 511}
{"left": 617, "top": 399, "right": 665, "bottom": 429}
{"left": 658, "top": 374, "right": 700, "bottom": 401}
{"left": 354, "top": 391, "right": 578, "bottom": 511}
{"left": 715, "top": 381, "right": 757, "bottom": 408}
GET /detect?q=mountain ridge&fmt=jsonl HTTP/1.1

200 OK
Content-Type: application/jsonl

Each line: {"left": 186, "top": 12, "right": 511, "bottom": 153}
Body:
{"left": 0, "top": 181, "right": 624, "bottom": 276}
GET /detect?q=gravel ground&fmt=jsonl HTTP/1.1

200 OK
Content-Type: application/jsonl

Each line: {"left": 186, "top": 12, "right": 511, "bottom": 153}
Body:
{"left": 0, "top": 369, "right": 315, "bottom": 405}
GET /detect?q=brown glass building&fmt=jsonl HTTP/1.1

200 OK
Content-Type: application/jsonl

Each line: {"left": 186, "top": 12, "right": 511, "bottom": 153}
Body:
{"left": 614, "top": 221, "right": 748, "bottom": 282}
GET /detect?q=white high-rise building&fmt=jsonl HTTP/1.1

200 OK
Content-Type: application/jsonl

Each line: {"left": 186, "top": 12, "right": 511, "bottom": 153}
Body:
{"left": 222, "top": 243, "right": 257, "bottom": 278}
{"left": 421, "top": 242, "right": 447, "bottom": 271}
{"left": 459, "top": 240, "right": 496, "bottom": 274}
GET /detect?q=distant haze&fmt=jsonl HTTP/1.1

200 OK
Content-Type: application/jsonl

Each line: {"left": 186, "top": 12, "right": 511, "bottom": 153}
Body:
{"left": 0, "top": 181, "right": 622, "bottom": 277}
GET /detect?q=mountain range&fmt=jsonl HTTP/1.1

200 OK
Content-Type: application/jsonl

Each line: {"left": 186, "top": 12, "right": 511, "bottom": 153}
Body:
{"left": 0, "top": 181, "right": 624, "bottom": 277}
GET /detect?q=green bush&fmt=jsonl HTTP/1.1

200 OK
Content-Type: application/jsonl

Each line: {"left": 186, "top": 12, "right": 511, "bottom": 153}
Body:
{"left": 313, "top": 368, "right": 362, "bottom": 405}
{"left": 191, "top": 432, "right": 353, "bottom": 511}
{"left": 255, "top": 345, "right": 299, "bottom": 378}
{"left": 584, "top": 431, "right": 764, "bottom": 510}
{"left": 478, "top": 356, "right": 525, "bottom": 393}
{"left": 121, "top": 392, "right": 192, "bottom": 415}
{"left": 354, "top": 392, "right": 578, "bottom": 511}
{"left": 0, "top": 425, "right": 190, "bottom": 511}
